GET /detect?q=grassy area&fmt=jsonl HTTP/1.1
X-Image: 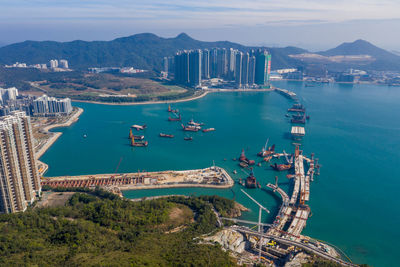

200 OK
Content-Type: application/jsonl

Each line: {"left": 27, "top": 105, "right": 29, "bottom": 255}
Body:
{"left": 31, "top": 73, "right": 194, "bottom": 103}
{"left": 0, "top": 68, "right": 195, "bottom": 103}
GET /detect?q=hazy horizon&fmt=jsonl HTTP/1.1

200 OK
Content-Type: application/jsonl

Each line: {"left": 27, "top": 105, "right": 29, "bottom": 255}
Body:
{"left": 0, "top": 1, "right": 400, "bottom": 51}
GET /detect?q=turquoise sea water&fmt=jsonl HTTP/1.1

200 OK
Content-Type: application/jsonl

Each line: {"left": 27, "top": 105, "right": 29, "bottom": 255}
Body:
{"left": 41, "top": 81, "right": 400, "bottom": 266}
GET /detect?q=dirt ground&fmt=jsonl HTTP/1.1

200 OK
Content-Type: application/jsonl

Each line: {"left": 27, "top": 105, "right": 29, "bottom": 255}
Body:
{"left": 36, "top": 192, "right": 75, "bottom": 208}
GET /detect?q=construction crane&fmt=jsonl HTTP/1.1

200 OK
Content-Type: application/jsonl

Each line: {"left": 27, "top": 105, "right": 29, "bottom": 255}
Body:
{"left": 262, "top": 138, "right": 269, "bottom": 152}
{"left": 241, "top": 168, "right": 250, "bottom": 176}
{"left": 241, "top": 189, "right": 270, "bottom": 263}
{"left": 110, "top": 157, "right": 123, "bottom": 179}
{"left": 283, "top": 150, "right": 290, "bottom": 163}
{"left": 283, "top": 150, "right": 293, "bottom": 164}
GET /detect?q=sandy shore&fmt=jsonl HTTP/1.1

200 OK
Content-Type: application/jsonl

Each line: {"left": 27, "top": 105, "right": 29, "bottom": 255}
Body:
{"left": 72, "top": 90, "right": 209, "bottom": 106}
{"left": 36, "top": 107, "right": 84, "bottom": 160}
{"left": 68, "top": 88, "right": 275, "bottom": 106}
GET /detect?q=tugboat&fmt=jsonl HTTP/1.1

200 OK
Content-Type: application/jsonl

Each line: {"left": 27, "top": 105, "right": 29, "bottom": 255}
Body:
{"left": 159, "top": 133, "right": 174, "bottom": 138}
{"left": 291, "top": 113, "right": 306, "bottom": 124}
{"left": 130, "top": 136, "right": 148, "bottom": 147}
{"left": 168, "top": 113, "right": 181, "bottom": 121}
{"left": 188, "top": 118, "right": 204, "bottom": 126}
{"left": 257, "top": 139, "right": 275, "bottom": 157}
{"left": 132, "top": 124, "right": 147, "bottom": 131}
{"left": 288, "top": 103, "right": 306, "bottom": 113}
{"left": 167, "top": 104, "right": 178, "bottom": 113}
{"left": 181, "top": 124, "right": 200, "bottom": 132}
{"left": 202, "top": 128, "right": 215, "bottom": 132}
{"left": 245, "top": 168, "right": 257, "bottom": 188}
{"left": 239, "top": 162, "right": 249, "bottom": 168}
{"left": 129, "top": 128, "right": 144, "bottom": 140}
{"left": 184, "top": 136, "right": 193, "bottom": 141}
{"left": 239, "top": 149, "right": 255, "bottom": 165}
{"left": 270, "top": 162, "right": 292, "bottom": 171}
{"left": 263, "top": 155, "right": 273, "bottom": 162}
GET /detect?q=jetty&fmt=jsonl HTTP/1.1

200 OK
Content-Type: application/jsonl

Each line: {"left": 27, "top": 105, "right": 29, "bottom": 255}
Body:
{"left": 274, "top": 88, "right": 297, "bottom": 99}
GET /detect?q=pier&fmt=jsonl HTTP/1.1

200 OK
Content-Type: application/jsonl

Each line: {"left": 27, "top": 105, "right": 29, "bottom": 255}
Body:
{"left": 41, "top": 166, "right": 234, "bottom": 190}
{"left": 274, "top": 88, "right": 297, "bottom": 99}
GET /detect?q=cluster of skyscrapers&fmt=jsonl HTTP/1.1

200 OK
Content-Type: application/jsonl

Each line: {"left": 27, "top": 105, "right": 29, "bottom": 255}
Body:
{"left": 0, "top": 87, "right": 19, "bottom": 104}
{"left": 165, "top": 48, "right": 271, "bottom": 88}
{"left": 33, "top": 95, "right": 73, "bottom": 116}
{"left": 0, "top": 111, "right": 41, "bottom": 213}
{"left": 49, "top": 59, "right": 69, "bottom": 69}
{"left": 0, "top": 86, "right": 73, "bottom": 117}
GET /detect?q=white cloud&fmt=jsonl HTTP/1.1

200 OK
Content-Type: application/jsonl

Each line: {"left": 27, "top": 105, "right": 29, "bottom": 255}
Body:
{"left": 1, "top": 0, "right": 400, "bottom": 27}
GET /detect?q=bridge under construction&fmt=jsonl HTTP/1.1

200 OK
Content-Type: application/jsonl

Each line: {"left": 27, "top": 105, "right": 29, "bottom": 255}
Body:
{"left": 219, "top": 146, "right": 355, "bottom": 266}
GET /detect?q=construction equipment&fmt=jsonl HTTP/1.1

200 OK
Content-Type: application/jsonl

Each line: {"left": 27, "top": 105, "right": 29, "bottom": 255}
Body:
{"left": 241, "top": 189, "right": 270, "bottom": 263}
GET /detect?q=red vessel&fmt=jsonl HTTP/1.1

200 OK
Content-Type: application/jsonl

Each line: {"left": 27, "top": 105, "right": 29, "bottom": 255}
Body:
{"left": 202, "top": 128, "right": 215, "bottom": 132}
{"left": 270, "top": 163, "right": 292, "bottom": 171}
{"left": 130, "top": 136, "right": 148, "bottom": 147}
{"left": 181, "top": 124, "right": 200, "bottom": 132}
{"left": 245, "top": 169, "right": 257, "bottom": 188}
{"left": 168, "top": 113, "right": 181, "bottom": 121}
{"left": 239, "top": 149, "right": 255, "bottom": 165}
{"left": 258, "top": 140, "right": 275, "bottom": 157}
{"left": 239, "top": 149, "right": 247, "bottom": 162}
{"left": 129, "top": 128, "right": 144, "bottom": 140}
{"left": 188, "top": 118, "right": 204, "bottom": 126}
{"left": 132, "top": 124, "right": 147, "bottom": 130}
{"left": 159, "top": 133, "right": 174, "bottom": 138}
{"left": 167, "top": 104, "right": 178, "bottom": 113}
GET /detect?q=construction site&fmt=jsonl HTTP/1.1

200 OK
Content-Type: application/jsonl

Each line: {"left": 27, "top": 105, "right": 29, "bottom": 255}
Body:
{"left": 209, "top": 146, "right": 356, "bottom": 266}
{"left": 41, "top": 166, "right": 234, "bottom": 195}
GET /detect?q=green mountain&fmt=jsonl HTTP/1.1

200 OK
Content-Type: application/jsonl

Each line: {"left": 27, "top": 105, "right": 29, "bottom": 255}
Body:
{"left": 0, "top": 33, "right": 304, "bottom": 71}
{"left": 0, "top": 34, "right": 398, "bottom": 71}
{"left": 318, "top": 39, "right": 400, "bottom": 70}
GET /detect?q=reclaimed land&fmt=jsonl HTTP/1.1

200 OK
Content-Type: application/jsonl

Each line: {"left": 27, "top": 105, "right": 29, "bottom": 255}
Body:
{"left": 41, "top": 167, "right": 234, "bottom": 194}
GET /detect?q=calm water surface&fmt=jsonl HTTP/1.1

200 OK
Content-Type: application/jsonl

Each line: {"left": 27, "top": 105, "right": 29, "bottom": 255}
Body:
{"left": 41, "top": 81, "right": 400, "bottom": 266}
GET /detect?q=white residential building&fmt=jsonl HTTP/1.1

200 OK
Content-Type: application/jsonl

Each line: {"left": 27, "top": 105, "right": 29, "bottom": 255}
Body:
{"left": 0, "top": 111, "right": 41, "bottom": 213}
{"left": 33, "top": 95, "right": 73, "bottom": 116}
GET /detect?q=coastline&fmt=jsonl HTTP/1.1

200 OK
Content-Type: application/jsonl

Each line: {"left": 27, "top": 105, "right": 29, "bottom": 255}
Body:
{"left": 42, "top": 166, "right": 235, "bottom": 191}
{"left": 35, "top": 107, "right": 84, "bottom": 175}
{"left": 36, "top": 107, "right": 84, "bottom": 159}
{"left": 119, "top": 183, "right": 233, "bottom": 191}
{"left": 69, "top": 88, "right": 274, "bottom": 106}
{"left": 71, "top": 90, "right": 209, "bottom": 106}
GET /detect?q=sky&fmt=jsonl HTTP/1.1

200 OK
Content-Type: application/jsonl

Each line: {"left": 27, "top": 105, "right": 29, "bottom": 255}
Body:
{"left": 0, "top": 0, "right": 400, "bottom": 51}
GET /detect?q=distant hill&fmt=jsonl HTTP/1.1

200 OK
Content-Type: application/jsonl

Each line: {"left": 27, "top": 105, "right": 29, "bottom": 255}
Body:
{"left": 0, "top": 34, "right": 398, "bottom": 71}
{"left": 0, "top": 33, "right": 305, "bottom": 71}
{"left": 317, "top": 39, "right": 400, "bottom": 70}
